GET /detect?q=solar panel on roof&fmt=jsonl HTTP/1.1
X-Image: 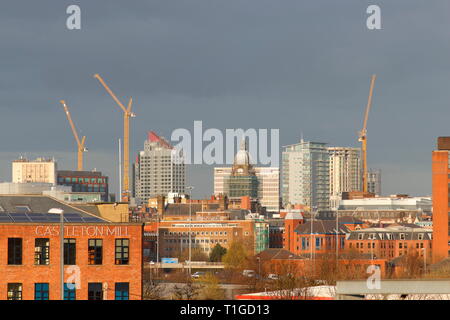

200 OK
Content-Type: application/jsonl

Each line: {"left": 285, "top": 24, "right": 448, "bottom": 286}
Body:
{"left": 82, "top": 217, "right": 103, "bottom": 222}
{"left": 14, "top": 206, "right": 31, "bottom": 213}
{"left": 9, "top": 213, "right": 31, "bottom": 222}
{"left": 11, "top": 216, "right": 31, "bottom": 222}
{"left": 9, "top": 213, "right": 27, "bottom": 217}
{"left": 64, "top": 213, "right": 81, "bottom": 217}
{"left": 28, "top": 215, "right": 47, "bottom": 220}
{"left": 28, "top": 217, "right": 50, "bottom": 222}
{"left": 66, "top": 217, "right": 84, "bottom": 222}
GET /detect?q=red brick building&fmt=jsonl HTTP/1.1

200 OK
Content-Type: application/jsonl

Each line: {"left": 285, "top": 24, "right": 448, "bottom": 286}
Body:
{"left": 255, "top": 248, "right": 388, "bottom": 279}
{"left": 283, "top": 213, "right": 355, "bottom": 256}
{"left": 432, "top": 137, "right": 450, "bottom": 263}
{"left": 0, "top": 195, "right": 143, "bottom": 300}
{"left": 345, "top": 224, "right": 432, "bottom": 261}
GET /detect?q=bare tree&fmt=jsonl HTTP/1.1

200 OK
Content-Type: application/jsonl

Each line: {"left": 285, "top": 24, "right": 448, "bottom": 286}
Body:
{"left": 143, "top": 281, "right": 164, "bottom": 300}
{"left": 172, "top": 277, "right": 200, "bottom": 300}
{"left": 197, "top": 273, "right": 226, "bottom": 300}
{"left": 264, "top": 261, "right": 312, "bottom": 300}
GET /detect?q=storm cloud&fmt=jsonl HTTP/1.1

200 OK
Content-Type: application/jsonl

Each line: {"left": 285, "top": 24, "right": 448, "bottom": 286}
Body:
{"left": 1, "top": 0, "right": 449, "bottom": 197}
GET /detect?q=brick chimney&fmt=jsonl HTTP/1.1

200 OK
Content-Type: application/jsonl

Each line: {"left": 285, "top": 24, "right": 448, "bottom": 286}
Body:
{"left": 174, "top": 196, "right": 182, "bottom": 204}
{"left": 218, "top": 194, "right": 228, "bottom": 211}
{"left": 240, "top": 196, "right": 251, "bottom": 210}
{"left": 157, "top": 195, "right": 166, "bottom": 216}
{"left": 201, "top": 200, "right": 208, "bottom": 212}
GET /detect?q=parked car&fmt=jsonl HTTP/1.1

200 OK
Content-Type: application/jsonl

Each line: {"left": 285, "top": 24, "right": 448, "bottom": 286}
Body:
{"left": 267, "top": 273, "right": 279, "bottom": 280}
{"left": 191, "top": 271, "right": 206, "bottom": 279}
{"left": 242, "top": 269, "right": 256, "bottom": 278}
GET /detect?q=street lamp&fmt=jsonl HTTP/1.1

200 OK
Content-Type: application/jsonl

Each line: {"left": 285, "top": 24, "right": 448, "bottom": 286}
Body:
{"left": 422, "top": 247, "right": 427, "bottom": 274}
{"left": 335, "top": 211, "right": 339, "bottom": 260}
{"left": 186, "top": 186, "right": 194, "bottom": 275}
{"left": 310, "top": 206, "right": 317, "bottom": 277}
{"left": 48, "top": 208, "right": 64, "bottom": 300}
{"left": 256, "top": 257, "right": 261, "bottom": 279}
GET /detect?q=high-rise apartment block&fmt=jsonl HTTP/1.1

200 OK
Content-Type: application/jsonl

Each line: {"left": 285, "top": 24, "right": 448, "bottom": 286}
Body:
{"left": 328, "top": 147, "right": 362, "bottom": 209}
{"left": 367, "top": 169, "right": 382, "bottom": 196}
{"left": 282, "top": 140, "right": 330, "bottom": 211}
{"left": 12, "top": 157, "right": 56, "bottom": 184}
{"left": 432, "top": 137, "right": 450, "bottom": 263}
{"left": 133, "top": 132, "right": 185, "bottom": 203}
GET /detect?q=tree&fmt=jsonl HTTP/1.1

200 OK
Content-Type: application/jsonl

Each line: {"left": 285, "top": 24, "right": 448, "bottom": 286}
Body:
{"left": 197, "top": 273, "right": 226, "bottom": 300}
{"left": 172, "top": 277, "right": 200, "bottom": 300}
{"left": 393, "top": 252, "right": 424, "bottom": 279}
{"left": 223, "top": 241, "right": 249, "bottom": 270}
{"left": 209, "top": 244, "right": 227, "bottom": 262}
{"left": 175, "top": 247, "right": 209, "bottom": 262}
{"left": 143, "top": 280, "right": 164, "bottom": 300}
{"left": 265, "top": 261, "right": 312, "bottom": 300}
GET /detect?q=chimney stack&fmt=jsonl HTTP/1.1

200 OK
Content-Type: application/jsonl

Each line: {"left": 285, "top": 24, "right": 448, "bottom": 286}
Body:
{"left": 174, "top": 196, "right": 182, "bottom": 204}
{"left": 218, "top": 194, "right": 228, "bottom": 211}
{"left": 157, "top": 195, "right": 166, "bottom": 216}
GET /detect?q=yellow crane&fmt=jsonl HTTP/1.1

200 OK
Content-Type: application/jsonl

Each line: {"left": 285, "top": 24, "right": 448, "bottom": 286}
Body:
{"left": 94, "top": 74, "right": 135, "bottom": 202}
{"left": 358, "top": 74, "right": 377, "bottom": 193}
{"left": 60, "top": 100, "right": 87, "bottom": 171}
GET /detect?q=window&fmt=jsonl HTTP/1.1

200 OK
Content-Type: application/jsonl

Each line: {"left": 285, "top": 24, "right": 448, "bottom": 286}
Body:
{"left": 400, "top": 233, "right": 405, "bottom": 240}
{"left": 64, "top": 239, "right": 76, "bottom": 265}
{"left": 88, "top": 239, "right": 103, "bottom": 265}
{"left": 115, "top": 283, "right": 129, "bottom": 300}
{"left": 358, "top": 234, "right": 363, "bottom": 240}
{"left": 115, "top": 239, "right": 129, "bottom": 265}
{"left": 35, "top": 238, "right": 50, "bottom": 265}
{"left": 7, "top": 283, "right": 22, "bottom": 300}
{"left": 88, "top": 283, "right": 103, "bottom": 300}
{"left": 35, "top": 283, "right": 49, "bottom": 300}
{"left": 64, "top": 283, "right": 76, "bottom": 300}
{"left": 8, "top": 238, "right": 22, "bottom": 265}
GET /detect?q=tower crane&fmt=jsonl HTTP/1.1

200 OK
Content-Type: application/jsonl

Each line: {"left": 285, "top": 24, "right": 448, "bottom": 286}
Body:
{"left": 60, "top": 100, "right": 87, "bottom": 171}
{"left": 358, "top": 74, "right": 377, "bottom": 193}
{"left": 94, "top": 74, "right": 135, "bottom": 202}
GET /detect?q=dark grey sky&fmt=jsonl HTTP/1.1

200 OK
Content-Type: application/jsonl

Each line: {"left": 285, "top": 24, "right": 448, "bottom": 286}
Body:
{"left": 1, "top": 0, "right": 449, "bottom": 198}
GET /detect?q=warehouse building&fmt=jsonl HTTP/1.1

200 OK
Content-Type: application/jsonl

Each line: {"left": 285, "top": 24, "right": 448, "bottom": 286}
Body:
{"left": 0, "top": 195, "right": 142, "bottom": 300}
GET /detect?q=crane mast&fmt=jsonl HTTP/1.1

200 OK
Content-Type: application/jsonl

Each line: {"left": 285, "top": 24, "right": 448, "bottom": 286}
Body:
{"left": 60, "top": 100, "right": 87, "bottom": 171}
{"left": 359, "top": 74, "right": 376, "bottom": 193}
{"left": 94, "top": 74, "right": 135, "bottom": 202}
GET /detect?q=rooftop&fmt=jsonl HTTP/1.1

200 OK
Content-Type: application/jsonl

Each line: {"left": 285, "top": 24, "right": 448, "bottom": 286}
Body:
{"left": 295, "top": 220, "right": 350, "bottom": 235}
{"left": 0, "top": 194, "right": 108, "bottom": 223}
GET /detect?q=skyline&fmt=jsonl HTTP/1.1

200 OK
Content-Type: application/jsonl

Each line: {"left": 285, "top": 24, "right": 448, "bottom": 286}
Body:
{"left": 2, "top": 1, "right": 450, "bottom": 198}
